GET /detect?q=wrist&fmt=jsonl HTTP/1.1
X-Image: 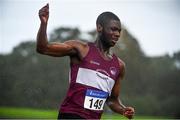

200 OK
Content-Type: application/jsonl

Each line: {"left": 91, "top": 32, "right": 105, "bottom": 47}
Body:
{"left": 117, "top": 106, "right": 126, "bottom": 115}
{"left": 121, "top": 107, "right": 126, "bottom": 115}
{"left": 40, "top": 22, "right": 48, "bottom": 30}
{"left": 40, "top": 21, "right": 48, "bottom": 26}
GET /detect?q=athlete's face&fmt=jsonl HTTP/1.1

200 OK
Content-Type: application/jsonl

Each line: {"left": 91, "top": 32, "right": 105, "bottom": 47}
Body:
{"left": 101, "top": 19, "right": 121, "bottom": 47}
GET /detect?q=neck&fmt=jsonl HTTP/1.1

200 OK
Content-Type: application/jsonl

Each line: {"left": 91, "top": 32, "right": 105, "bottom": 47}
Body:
{"left": 95, "top": 37, "right": 110, "bottom": 53}
{"left": 95, "top": 36, "right": 112, "bottom": 59}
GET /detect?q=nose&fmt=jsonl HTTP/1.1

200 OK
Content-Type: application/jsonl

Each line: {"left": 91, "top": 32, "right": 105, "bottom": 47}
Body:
{"left": 114, "top": 30, "right": 120, "bottom": 38}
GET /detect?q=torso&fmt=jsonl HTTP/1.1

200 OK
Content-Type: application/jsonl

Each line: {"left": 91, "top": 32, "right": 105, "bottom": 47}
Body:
{"left": 60, "top": 42, "right": 121, "bottom": 119}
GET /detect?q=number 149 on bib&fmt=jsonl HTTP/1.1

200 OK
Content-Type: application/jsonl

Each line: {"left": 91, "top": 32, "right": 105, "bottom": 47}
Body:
{"left": 84, "top": 89, "right": 108, "bottom": 111}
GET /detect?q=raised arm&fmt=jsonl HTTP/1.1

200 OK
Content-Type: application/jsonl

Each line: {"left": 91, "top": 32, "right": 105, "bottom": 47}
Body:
{"left": 36, "top": 4, "right": 84, "bottom": 57}
{"left": 106, "top": 60, "right": 135, "bottom": 119}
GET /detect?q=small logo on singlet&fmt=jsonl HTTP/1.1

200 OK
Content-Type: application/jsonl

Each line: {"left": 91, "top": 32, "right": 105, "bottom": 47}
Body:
{"left": 110, "top": 67, "right": 117, "bottom": 76}
{"left": 96, "top": 69, "right": 110, "bottom": 80}
{"left": 90, "top": 60, "right": 100, "bottom": 66}
{"left": 96, "top": 73, "right": 108, "bottom": 80}
{"left": 96, "top": 69, "right": 110, "bottom": 77}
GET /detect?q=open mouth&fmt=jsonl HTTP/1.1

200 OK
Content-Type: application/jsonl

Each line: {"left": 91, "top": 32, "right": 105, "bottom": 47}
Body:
{"left": 112, "top": 39, "right": 118, "bottom": 44}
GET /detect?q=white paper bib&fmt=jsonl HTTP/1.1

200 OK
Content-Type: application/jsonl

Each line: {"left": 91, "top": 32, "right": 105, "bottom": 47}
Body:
{"left": 84, "top": 89, "right": 108, "bottom": 111}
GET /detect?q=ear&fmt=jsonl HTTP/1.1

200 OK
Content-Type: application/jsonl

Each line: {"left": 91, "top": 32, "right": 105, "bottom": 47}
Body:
{"left": 97, "top": 24, "right": 103, "bottom": 32}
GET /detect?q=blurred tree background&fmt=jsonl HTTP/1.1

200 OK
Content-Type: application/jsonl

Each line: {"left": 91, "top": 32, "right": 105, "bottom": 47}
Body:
{"left": 0, "top": 26, "right": 179, "bottom": 118}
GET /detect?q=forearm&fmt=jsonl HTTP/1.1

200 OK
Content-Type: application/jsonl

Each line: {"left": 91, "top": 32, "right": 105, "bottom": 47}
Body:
{"left": 107, "top": 98, "right": 126, "bottom": 115}
{"left": 36, "top": 22, "right": 48, "bottom": 52}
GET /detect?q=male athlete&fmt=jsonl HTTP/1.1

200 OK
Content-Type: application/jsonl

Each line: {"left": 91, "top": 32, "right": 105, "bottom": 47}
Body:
{"left": 37, "top": 4, "right": 135, "bottom": 119}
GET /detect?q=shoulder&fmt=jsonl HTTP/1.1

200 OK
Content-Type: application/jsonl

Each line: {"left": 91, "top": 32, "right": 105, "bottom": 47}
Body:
{"left": 117, "top": 57, "right": 126, "bottom": 79}
{"left": 64, "top": 40, "right": 89, "bottom": 53}
{"left": 65, "top": 40, "right": 90, "bottom": 59}
{"left": 113, "top": 55, "right": 125, "bottom": 70}
{"left": 64, "top": 40, "right": 88, "bottom": 48}
{"left": 117, "top": 58, "right": 125, "bottom": 69}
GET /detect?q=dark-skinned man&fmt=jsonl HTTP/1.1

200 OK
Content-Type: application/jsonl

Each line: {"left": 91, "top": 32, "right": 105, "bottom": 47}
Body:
{"left": 37, "top": 3, "right": 135, "bottom": 119}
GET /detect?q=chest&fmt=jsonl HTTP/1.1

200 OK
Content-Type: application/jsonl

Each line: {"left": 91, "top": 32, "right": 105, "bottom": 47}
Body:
{"left": 80, "top": 54, "right": 119, "bottom": 81}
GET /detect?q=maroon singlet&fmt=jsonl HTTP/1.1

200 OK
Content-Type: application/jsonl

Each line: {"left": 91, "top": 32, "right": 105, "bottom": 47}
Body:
{"left": 59, "top": 43, "right": 121, "bottom": 119}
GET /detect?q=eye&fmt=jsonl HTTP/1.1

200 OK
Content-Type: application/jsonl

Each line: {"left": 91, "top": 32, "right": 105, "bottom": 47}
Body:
{"left": 111, "top": 27, "right": 121, "bottom": 33}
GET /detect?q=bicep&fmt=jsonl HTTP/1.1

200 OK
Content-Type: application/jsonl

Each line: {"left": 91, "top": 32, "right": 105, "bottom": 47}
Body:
{"left": 39, "top": 41, "right": 77, "bottom": 57}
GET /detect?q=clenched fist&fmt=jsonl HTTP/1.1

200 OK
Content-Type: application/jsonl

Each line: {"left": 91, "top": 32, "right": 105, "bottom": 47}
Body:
{"left": 39, "top": 3, "right": 49, "bottom": 24}
{"left": 123, "top": 107, "right": 135, "bottom": 119}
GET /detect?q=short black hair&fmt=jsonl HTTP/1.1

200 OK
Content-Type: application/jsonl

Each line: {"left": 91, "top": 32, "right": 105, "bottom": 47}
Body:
{"left": 96, "top": 12, "right": 120, "bottom": 27}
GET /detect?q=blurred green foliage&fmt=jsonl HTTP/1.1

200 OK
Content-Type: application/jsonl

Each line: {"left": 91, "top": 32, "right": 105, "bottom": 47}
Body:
{"left": 0, "top": 27, "right": 180, "bottom": 118}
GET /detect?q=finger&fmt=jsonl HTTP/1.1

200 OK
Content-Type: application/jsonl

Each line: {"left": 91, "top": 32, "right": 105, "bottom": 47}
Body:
{"left": 130, "top": 109, "right": 135, "bottom": 114}
{"left": 40, "top": 6, "right": 49, "bottom": 12}
{"left": 126, "top": 110, "right": 134, "bottom": 114}
{"left": 126, "top": 107, "right": 134, "bottom": 110}
{"left": 40, "top": 4, "right": 49, "bottom": 11}
{"left": 39, "top": 8, "right": 49, "bottom": 13}
{"left": 125, "top": 108, "right": 135, "bottom": 114}
{"left": 127, "top": 112, "right": 134, "bottom": 116}
{"left": 39, "top": 8, "right": 49, "bottom": 15}
{"left": 124, "top": 111, "right": 131, "bottom": 115}
{"left": 39, "top": 9, "right": 49, "bottom": 14}
{"left": 39, "top": 12, "right": 48, "bottom": 17}
{"left": 124, "top": 111, "right": 134, "bottom": 116}
{"left": 39, "top": 12, "right": 49, "bottom": 17}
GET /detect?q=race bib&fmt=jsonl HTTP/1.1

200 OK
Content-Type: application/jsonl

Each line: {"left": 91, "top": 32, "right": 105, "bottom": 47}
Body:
{"left": 84, "top": 89, "right": 108, "bottom": 111}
